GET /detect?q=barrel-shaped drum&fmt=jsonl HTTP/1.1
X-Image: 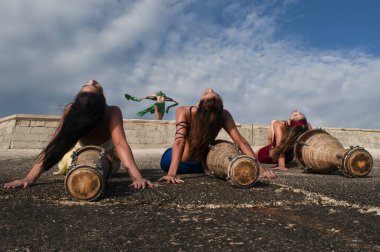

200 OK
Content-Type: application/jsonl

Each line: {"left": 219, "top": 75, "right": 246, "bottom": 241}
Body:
{"left": 65, "top": 145, "right": 112, "bottom": 201}
{"left": 294, "top": 129, "right": 373, "bottom": 177}
{"left": 205, "top": 140, "right": 259, "bottom": 188}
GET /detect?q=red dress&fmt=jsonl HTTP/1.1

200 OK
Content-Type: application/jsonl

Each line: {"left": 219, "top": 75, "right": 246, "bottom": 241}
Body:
{"left": 257, "top": 135, "right": 294, "bottom": 164}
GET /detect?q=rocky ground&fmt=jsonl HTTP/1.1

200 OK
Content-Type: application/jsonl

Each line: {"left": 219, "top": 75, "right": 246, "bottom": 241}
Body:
{"left": 1, "top": 149, "right": 379, "bottom": 251}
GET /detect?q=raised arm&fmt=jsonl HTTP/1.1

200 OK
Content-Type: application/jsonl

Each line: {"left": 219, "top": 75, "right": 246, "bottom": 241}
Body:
{"left": 108, "top": 106, "right": 152, "bottom": 189}
{"left": 158, "top": 106, "right": 187, "bottom": 184}
{"left": 222, "top": 110, "right": 276, "bottom": 179}
{"left": 164, "top": 97, "right": 179, "bottom": 113}
{"left": 164, "top": 96, "right": 178, "bottom": 103}
{"left": 141, "top": 95, "right": 157, "bottom": 101}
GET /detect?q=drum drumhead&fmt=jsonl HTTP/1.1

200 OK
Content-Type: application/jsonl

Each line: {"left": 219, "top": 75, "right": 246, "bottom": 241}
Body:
{"left": 65, "top": 167, "right": 103, "bottom": 201}
{"left": 344, "top": 148, "right": 373, "bottom": 177}
{"left": 229, "top": 155, "right": 259, "bottom": 188}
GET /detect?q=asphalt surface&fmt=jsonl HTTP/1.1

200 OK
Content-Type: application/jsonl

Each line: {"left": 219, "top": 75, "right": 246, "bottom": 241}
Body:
{"left": 1, "top": 149, "right": 379, "bottom": 252}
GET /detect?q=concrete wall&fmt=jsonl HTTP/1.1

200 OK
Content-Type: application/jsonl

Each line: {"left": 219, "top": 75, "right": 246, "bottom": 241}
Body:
{"left": 0, "top": 114, "right": 379, "bottom": 150}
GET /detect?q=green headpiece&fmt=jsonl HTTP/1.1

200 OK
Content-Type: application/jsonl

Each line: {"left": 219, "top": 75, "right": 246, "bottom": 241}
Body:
{"left": 156, "top": 90, "right": 166, "bottom": 97}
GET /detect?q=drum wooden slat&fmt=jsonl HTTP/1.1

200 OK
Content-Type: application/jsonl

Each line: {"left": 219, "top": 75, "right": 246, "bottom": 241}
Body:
{"left": 294, "top": 129, "right": 373, "bottom": 177}
{"left": 206, "top": 140, "right": 259, "bottom": 188}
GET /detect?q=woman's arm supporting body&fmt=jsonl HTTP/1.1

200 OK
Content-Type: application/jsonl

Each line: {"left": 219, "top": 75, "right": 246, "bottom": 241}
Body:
{"left": 3, "top": 105, "right": 71, "bottom": 189}
{"left": 3, "top": 158, "right": 44, "bottom": 189}
{"left": 158, "top": 106, "right": 187, "bottom": 183}
{"left": 108, "top": 106, "right": 153, "bottom": 189}
{"left": 222, "top": 110, "right": 276, "bottom": 179}
{"left": 271, "top": 120, "right": 288, "bottom": 171}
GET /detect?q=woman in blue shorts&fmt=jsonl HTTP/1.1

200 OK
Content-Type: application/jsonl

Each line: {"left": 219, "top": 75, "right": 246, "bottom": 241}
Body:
{"left": 159, "top": 88, "right": 276, "bottom": 184}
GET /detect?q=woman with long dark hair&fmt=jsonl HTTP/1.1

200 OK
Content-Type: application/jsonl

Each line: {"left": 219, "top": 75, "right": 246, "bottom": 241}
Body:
{"left": 4, "top": 80, "right": 152, "bottom": 189}
{"left": 256, "top": 110, "right": 312, "bottom": 171}
{"left": 159, "top": 88, "right": 276, "bottom": 184}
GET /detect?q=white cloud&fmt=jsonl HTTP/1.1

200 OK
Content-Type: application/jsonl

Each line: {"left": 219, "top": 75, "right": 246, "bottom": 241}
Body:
{"left": 0, "top": 0, "right": 379, "bottom": 130}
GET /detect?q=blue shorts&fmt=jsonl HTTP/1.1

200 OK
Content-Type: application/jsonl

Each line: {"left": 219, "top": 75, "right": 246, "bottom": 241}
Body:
{"left": 160, "top": 148, "right": 204, "bottom": 174}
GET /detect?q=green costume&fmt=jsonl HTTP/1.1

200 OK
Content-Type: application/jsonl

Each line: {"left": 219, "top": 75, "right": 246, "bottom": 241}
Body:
{"left": 136, "top": 102, "right": 165, "bottom": 116}
{"left": 124, "top": 94, "right": 141, "bottom": 102}
{"left": 124, "top": 91, "right": 178, "bottom": 117}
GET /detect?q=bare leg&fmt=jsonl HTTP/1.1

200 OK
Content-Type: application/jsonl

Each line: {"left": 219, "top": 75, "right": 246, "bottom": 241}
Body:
{"left": 154, "top": 107, "right": 164, "bottom": 120}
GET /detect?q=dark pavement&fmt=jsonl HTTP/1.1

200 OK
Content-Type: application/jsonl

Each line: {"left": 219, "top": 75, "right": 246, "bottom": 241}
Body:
{"left": 1, "top": 150, "right": 379, "bottom": 252}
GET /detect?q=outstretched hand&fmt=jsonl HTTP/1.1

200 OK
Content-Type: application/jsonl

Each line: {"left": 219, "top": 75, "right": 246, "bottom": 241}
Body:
{"left": 258, "top": 168, "right": 277, "bottom": 179}
{"left": 271, "top": 166, "right": 289, "bottom": 171}
{"left": 158, "top": 175, "right": 184, "bottom": 184}
{"left": 4, "top": 178, "right": 32, "bottom": 189}
{"left": 129, "top": 178, "right": 153, "bottom": 189}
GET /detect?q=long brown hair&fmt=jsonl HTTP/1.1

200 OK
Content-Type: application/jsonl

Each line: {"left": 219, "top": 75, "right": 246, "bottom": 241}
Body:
{"left": 37, "top": 91, "right": 106, "bottom": 170}
{"left": 270, "top": 118, "right": 309, "bottom": 160}
{"left": 188, "top": 97, "right": 224, "bottom": 160}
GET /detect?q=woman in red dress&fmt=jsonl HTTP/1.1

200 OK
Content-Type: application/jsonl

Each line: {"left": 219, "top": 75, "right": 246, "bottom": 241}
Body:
{"left": 257, "top": 111, "right": 312, "bottom": 171}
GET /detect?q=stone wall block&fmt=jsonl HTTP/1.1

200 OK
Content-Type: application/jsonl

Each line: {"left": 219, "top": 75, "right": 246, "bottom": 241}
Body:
{"left": 45, "top": 121, "right": 60, "bottom": 128}
{"left": 30, "top": 121, "right": 45, "bottom": 127}
{"left": 30, "top": 127, "right": 55, "bottom": 134}
{"left": 0, "top": 142, "right": 10, "bottom": 149}
{"left": 0, "top": 121, "right": 17, "bottom": 134}
{"left": 16, "top": 120, "right": 30, "bottom": 127}
{"left": 14, "top": 126, "right": 32, "bottom": 134}
{"left": 11, "top": 133, "right": 41, "bottom": 142}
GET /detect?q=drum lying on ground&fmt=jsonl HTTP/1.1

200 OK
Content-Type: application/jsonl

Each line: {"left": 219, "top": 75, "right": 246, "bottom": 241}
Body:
{"left": 65, "top": 145, "right": 111, "bottom": 201}
{"left": 205, "top": 140, "right": 259, "bottom": 188}
{"left": 294, "top": 129, "right": 373, "bottom": 177}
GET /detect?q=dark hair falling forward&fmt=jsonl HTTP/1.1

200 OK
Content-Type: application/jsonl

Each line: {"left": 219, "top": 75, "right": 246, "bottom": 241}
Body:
{"left": 38, "top": 92, "right": 106, "bottom": 170}
{"left": 188, "top": 98, "right": 224, "bottom": 160}
{"left": 270, "top": 118, "right": 309, "bottom": 161}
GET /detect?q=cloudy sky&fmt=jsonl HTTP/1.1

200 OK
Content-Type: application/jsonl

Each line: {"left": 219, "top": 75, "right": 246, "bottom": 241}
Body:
{"left": 1, "top": 0, "right": 379, "bottom": 129}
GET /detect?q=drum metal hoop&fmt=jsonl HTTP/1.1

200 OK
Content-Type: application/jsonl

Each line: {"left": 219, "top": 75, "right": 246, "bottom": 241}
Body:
{"left": 295, "top": 140, "right": 309, "bottom": 147}
{"left": 68, "top": 146, "right": 109, "bottom": 173}
{"left": 69, "top": 151, "right": 79, "bottom": 171}
{"left": 66, "top": 164, "right": 106, "bottom": 179}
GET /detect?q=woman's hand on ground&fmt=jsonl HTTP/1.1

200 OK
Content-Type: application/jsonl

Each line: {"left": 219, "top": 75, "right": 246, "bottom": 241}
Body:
{"left": 158, "top": 175, "right": 184, "bottom": 184}
{"left": 258, "top": 168, "right": 277, "bottom": 179}
{"left": 271, "top": 166, "right": 289, "bottom": 171}
{"left": 130, "top": 178, "right": 153, "bottom": 189}
{"left": 4, "top": 178, "right": 32, "bottom": 189}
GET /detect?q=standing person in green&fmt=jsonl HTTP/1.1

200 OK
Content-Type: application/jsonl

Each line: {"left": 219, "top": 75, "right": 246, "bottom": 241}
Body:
{"left": 125, "top": 91, "right": 178, "bottom": 120}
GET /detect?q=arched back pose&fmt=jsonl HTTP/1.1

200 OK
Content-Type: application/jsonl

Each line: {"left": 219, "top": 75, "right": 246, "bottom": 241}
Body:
{"left": 4, "top": 80, "right": 152, "bottom": 190}
{"left": 257, "top": 110, "right": 312, "bottom": 171}
{"left": 159, "top": 88, "right": 276, "bottom": 184}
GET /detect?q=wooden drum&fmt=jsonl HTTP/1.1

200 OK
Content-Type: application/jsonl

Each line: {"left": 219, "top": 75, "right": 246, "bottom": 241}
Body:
{"left": 294, "top": 129, "right": 373, "bottom": 177}
{"left": 64, "top": 145, "right": 112, "bottom": 201}
{"left": 205, "top": 140, "right": 259, "bottom": 188}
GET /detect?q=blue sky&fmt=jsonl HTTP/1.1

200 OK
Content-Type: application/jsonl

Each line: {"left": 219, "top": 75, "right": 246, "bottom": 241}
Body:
{"left": 0, "top": 0, "right": 379, "bottom": 130}
{"left": 276, "top": 0, "right": 380, "bottom": 54}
